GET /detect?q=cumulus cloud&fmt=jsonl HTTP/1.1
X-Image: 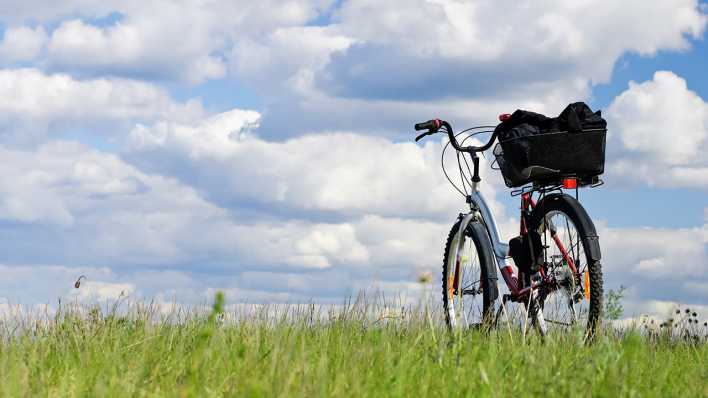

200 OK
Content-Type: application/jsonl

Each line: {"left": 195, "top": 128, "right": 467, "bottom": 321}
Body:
{"left": 0, "top": 137, "right": 458, "bottom": 277}
{"left": 0, "top": 141, "right": 228, "bottom": 264}
{"left": 607, "top": 71, "right": 708, "bottom": 187}
{"left": 229, "top": 25, "right": 354, "bottom": 96}
{"left": 19, "top": 0, "right": 335, "bottom": 84}
{"left": 323, "top": 0, "right": 705, "bottom": 99}
{"left": 0, "top": 1, "right": 117, "bottom": 23}
{"left": 237, "top": 0, "right": 705, "bottom": 136}
{"left": 1, "top": 0, "right": 705, "bottom": 136}
{"left": 47, "top": 18, "right": 226, "bottom": 84}
{"left": 0, "top": 68, "right": 204, "bottom": 146}
{"left": 0, "top": 26, "right": 47, "bottom": 63}
{"left": 598, "top": 216, "right": 708, "bottom": 313}
{"left": 125, "top": 107, "right": 510, "bottom": 223}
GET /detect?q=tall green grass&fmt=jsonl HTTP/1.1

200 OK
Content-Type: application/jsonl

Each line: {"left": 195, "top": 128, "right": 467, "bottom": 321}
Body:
{"left": 0, "top": 295, "right": 705, "bottom": 397}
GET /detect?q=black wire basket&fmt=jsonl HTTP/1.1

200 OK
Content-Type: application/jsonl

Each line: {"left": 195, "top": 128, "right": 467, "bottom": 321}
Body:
{"left": 493, "top": 129, "right": 607, "bottom": 188}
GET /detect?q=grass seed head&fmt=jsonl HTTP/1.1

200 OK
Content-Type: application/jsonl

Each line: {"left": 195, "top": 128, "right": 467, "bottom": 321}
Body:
{"left": 74, "top": 275, "right": 86, "bottom": 289}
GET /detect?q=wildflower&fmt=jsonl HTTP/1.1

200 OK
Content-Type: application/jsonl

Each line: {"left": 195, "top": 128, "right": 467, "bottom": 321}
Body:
{"left": 417, "top": 271, "right": 433, "bottom": 284}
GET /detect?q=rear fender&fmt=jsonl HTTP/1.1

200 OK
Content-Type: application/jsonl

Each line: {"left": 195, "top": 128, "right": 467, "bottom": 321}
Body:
{"left": 533, "top": 193, "right": 601, "bottom": 262}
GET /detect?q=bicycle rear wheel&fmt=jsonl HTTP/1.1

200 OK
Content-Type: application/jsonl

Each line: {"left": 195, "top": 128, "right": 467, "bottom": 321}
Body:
{"left": 442, "top": 219, "right": 497, "bottom": 331}
{"left": 530, "top": 193, "right": 603, "bottom": 339}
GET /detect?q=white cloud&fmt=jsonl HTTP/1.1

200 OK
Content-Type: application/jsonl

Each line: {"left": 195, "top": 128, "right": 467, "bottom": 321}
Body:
{"left": 332, "top": 0, "right": 705, "bottom": 84}
{"left": 2, "top": 0, "right": 704, "bottom": 133}
{"left": 32, "top": 0, "right": 334, "bottom": 84}
{"left": 230, "top": 25, "right": 354, "bottom": 95}
{"left": 607, "top": 71, "right": 708, "bottom": 187}
{"left": 47, "top": 19, "right": 225, "bottom": 84}
{"left": 598, "top": 216, "right": 708, "bottom": 315}
{"left": 127, "top": 108, "right": 509, "bottom": 222}
{"left": 342, "top": 0, "right": 705, "bottom": 59}
{"left": 0, "top": 1, "right": 117, "bottom": 23}
{"left": 0, "top": 26, "right": 47, "bottom": 63}
{"left": 601, "top": 221, "right": 707, "bottom": 278}
{"left": 0, "top": 68, "right": 204, "bottom": 145}
{"left": 0, "top": 138, "right": 456, "bottom": 274}
{"left": 609, "top": 71, "right": 708, "bottom": 164}
{"left": 229, "top": 0, "right": 706, "bottom": 136}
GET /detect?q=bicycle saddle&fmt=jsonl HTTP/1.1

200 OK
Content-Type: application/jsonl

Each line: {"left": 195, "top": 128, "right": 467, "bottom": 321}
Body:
{"left": 520, "top": 165, "right": 560, "bottom": 180}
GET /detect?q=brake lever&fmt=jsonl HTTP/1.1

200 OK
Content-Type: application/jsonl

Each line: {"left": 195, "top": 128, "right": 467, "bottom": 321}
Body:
{"left": 414, "top": 131, "right": 430, "bottom": 142}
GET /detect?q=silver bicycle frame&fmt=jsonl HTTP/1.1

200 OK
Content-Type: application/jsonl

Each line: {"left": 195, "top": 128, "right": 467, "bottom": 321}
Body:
{"left": 457, "top": 183, "right": 509, "bottom": 270}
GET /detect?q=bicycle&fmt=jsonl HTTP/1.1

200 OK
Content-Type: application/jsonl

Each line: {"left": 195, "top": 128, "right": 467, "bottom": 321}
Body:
{"left": 413, "top": 117, "right": 604, "bottom": 339}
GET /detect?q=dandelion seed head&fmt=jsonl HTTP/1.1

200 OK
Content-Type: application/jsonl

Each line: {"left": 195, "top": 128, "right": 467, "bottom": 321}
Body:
{"left": 417, "top": 271, "right": 433, "bottom": 284}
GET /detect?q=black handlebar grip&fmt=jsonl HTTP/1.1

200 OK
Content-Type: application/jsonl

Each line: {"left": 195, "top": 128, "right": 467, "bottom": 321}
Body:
{"left": 414, "top": 120, "right": 437, "bottom": 131}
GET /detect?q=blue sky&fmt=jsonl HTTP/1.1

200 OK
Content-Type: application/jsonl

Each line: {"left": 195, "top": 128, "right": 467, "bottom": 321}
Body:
{"left": 0, "top": 0, "right": 706, "bottom": 318}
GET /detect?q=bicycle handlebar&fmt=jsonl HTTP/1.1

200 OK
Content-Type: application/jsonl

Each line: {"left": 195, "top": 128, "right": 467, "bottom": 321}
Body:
{"left": 412, "top": 119, "right": 498, "bottom": 154}
{"left": 413, "top": 118, "right": 498, "bottom": 185}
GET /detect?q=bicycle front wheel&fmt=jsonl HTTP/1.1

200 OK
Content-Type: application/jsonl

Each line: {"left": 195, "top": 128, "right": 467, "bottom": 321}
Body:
{"left": 530, "top": 193, "right": 604, "bottom": 339}
{"left": 442, "top": 219, "right": 497, "bottom": 331}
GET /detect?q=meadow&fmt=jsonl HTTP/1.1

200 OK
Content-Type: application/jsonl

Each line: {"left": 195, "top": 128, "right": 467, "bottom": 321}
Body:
{"left": 0, "top": 293, "right": 706, "bottom": 397}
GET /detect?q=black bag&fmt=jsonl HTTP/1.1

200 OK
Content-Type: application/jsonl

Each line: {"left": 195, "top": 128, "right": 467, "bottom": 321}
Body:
{"left": 557, "top": 102, "right": 606, "bottom": 132}
{"left": 509, "top": 232, "right": 544, "bottom": 274}
{"left": 494, "top": 102, "right": 607, "bottom": 188}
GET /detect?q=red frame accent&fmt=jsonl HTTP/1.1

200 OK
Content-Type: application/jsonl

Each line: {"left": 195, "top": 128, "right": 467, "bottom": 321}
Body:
{"left": 505, "top": 192, "right": 578, "bottom": 298}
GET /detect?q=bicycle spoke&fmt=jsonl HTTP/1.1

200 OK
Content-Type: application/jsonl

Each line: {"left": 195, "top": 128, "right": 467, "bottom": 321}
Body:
{"left": 538, "top": 210, "right": 591, "bottom": 334}
{"left": 460, "top": 280, "right": 480, "bottom": 291}
{"left": 445, "top": 226, "right": 485, "bottom": 330}
{"left": 565, "top": 217, "right": 576, "bottom": 265}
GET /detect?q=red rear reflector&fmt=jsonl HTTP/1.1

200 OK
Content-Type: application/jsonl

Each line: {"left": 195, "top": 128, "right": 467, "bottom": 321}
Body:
{"left": 499, "top": 113, "right": 511, "bottom": 122}
{"left": 562, "top": 178, "right": 577, "bottom": 189}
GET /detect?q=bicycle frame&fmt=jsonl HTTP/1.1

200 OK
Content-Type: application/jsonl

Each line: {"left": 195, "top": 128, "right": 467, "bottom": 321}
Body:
{"left": 457, "top": 183, "right": 579, "bottom": 300}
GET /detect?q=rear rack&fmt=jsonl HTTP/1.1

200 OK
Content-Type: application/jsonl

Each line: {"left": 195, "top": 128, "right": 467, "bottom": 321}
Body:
{"left": 510, "top": 176, "right": 604, "bottom": 197}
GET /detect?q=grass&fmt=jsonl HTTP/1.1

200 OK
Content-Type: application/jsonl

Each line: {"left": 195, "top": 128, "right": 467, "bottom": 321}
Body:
{"left": 0, "top": 294, "right": 706, "bottom": 397}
